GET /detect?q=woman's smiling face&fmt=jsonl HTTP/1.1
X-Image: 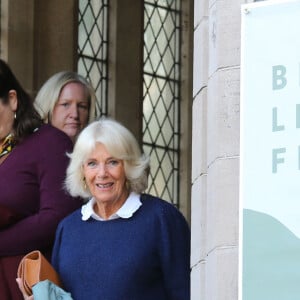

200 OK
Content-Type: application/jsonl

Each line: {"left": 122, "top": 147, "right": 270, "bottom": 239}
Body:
{"left": 82, "top": 142, "right": 128, "bottom": 208}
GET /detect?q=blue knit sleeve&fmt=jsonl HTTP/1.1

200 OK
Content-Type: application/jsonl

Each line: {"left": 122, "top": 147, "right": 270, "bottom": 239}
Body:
{"left": 51, "top": 221, "right": 64, "bottom": 273}
{"left": 156, "top": 200, "right": 191, "bottom": 300}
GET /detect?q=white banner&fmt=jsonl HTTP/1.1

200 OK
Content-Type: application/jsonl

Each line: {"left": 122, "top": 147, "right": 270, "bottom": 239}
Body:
{"left": 240, "top": 0, "right": 300, "bottom": 299}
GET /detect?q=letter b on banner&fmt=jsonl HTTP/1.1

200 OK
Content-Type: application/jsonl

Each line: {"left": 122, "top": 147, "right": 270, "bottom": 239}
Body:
{"left": 272, "top": 65, "right": 287, "bottom": 90}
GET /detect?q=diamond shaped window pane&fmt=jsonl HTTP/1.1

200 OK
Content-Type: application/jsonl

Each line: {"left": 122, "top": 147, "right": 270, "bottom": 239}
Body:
{"left": 78, "top": 0, "right": 108, "bottom": 117}
{"left": 143, "top": 0, "right": 181, "bottom": 207}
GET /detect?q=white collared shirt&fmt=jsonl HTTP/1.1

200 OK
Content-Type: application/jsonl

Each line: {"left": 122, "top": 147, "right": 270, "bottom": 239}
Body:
{"left": 81, "top": 192, "right": 142, "bottom": 221}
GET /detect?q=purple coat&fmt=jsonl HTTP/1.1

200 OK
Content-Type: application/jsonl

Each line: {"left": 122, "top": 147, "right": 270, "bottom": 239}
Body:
{"left": 0, "top": 124, "right": 82, "bottom": 299}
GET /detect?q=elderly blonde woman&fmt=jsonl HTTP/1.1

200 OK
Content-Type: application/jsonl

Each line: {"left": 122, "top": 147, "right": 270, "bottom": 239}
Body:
{"left": 54, "top": 118, "right": 191, "bottom": 299}
{"left": 17, "top": 118, "right": 190, "bottom": 300}
{"left": 34, "top": 71, "right": 96, "bottom": 143}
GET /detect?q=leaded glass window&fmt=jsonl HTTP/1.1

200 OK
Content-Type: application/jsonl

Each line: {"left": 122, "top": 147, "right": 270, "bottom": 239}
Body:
{"left": 78, "top": 0, "right": 108, "bottom": 117}
{"left": 143, "top": 0, "right": 181, "bottom": 207}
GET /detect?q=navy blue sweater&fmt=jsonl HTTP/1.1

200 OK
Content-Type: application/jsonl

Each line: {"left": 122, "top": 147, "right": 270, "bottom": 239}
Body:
{"left": 52, "top": 194, "right": 190, "bottom": 300}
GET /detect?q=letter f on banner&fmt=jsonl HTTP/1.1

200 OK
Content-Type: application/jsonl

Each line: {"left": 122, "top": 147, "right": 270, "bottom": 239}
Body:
{"left": 272, "top": 148, "right": 286, "bottom": 173}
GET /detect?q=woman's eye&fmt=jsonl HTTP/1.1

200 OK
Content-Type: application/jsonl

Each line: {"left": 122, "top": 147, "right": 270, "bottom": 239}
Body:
{"left": 61, "top": 102, "right": 70, "bottom": 107}
{"left": 78, "top": 103, "right": 89, "bottom": 110}
{"left": 87, "top": 161, "right": 96, "bottom": 167}
{"left": 107, "top": 160, "right": 119, "bottom": 167}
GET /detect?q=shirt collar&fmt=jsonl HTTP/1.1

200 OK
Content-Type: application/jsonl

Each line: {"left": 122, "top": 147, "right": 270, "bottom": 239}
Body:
{"left": 81, "top": 192, "right": 142, "bottom": 221}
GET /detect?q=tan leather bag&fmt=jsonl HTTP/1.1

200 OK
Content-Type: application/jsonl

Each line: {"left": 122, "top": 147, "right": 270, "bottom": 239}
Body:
{"left": 17, "top": 250, "right": 62, "bottom": 296}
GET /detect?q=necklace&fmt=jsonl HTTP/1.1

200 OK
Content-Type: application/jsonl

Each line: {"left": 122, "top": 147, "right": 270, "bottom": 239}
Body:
{"left": 0, "top": 133, "right": 15, "bottom": 158}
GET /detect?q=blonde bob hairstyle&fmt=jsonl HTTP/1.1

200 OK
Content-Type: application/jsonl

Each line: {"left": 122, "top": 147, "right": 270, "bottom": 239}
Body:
{"left": 65, "top": 118, "right": 150, "bottom": 199}
{"left": 34, "top": 71, "right": 96, "bottom": 124}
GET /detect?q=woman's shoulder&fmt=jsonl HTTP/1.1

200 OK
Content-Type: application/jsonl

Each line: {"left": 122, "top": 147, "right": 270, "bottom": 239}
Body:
{"left": 58, "top": 208, "right": 82, "bottom": 227}
{"left": 36, "top": 124, "right": 71, "bottom": 142}
{"left": 140, "top": 194, "right": 185, "bottom": 218}
{"left": 28, "top": 124, "right": 73, "bottom": 150}
{"left": 140, "top": 194, "right": 190, "bottom": 232}
{"left": 141, "top": 193, "right": 175, "bottom": 208}
{"left": 54, "top": 208, "right": 83, "bottom": 241}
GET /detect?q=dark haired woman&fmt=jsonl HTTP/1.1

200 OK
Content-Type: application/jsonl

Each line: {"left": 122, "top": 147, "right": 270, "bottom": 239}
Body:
{"left": 0, "top": 60, "right": 81, "bottom": 299}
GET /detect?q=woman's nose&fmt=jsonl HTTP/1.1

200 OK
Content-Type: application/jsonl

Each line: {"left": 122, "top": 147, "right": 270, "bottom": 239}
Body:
{"left": 96, "top": 163, "right": 107, "bottom": 177}
{"left": 69, "top": 104, "right": 79, "bottom": 118}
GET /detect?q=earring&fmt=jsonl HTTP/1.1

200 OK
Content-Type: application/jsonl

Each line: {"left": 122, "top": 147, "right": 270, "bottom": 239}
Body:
{"left": 126, "top": 180, "right": 130, "bottom": 191}
{"left": 14, "top": 112, "right": 16, "bottom": 119}
{"left": 83, "top": 177, "right": 87, "bottom": 189}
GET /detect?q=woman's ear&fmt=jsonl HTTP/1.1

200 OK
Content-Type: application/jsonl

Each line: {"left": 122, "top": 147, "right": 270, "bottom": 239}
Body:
{"left": 8, "top": 90, "right": 18, "bottom": 112}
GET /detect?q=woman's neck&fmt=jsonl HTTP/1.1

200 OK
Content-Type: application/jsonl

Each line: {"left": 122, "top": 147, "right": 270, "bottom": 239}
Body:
{"left": 94, "top": 191, "right": 130, "bottom": 220}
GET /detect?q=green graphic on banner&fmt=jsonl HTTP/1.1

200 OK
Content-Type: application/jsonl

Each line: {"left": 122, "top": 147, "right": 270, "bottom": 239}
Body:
{"left": 243, "top": 209, "right": 300, "bottom": 299}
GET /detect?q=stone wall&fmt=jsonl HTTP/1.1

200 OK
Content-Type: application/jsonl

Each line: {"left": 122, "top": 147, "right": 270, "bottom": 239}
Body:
{"left": 191, "top": 0, "right": 250, "bottom": 298}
